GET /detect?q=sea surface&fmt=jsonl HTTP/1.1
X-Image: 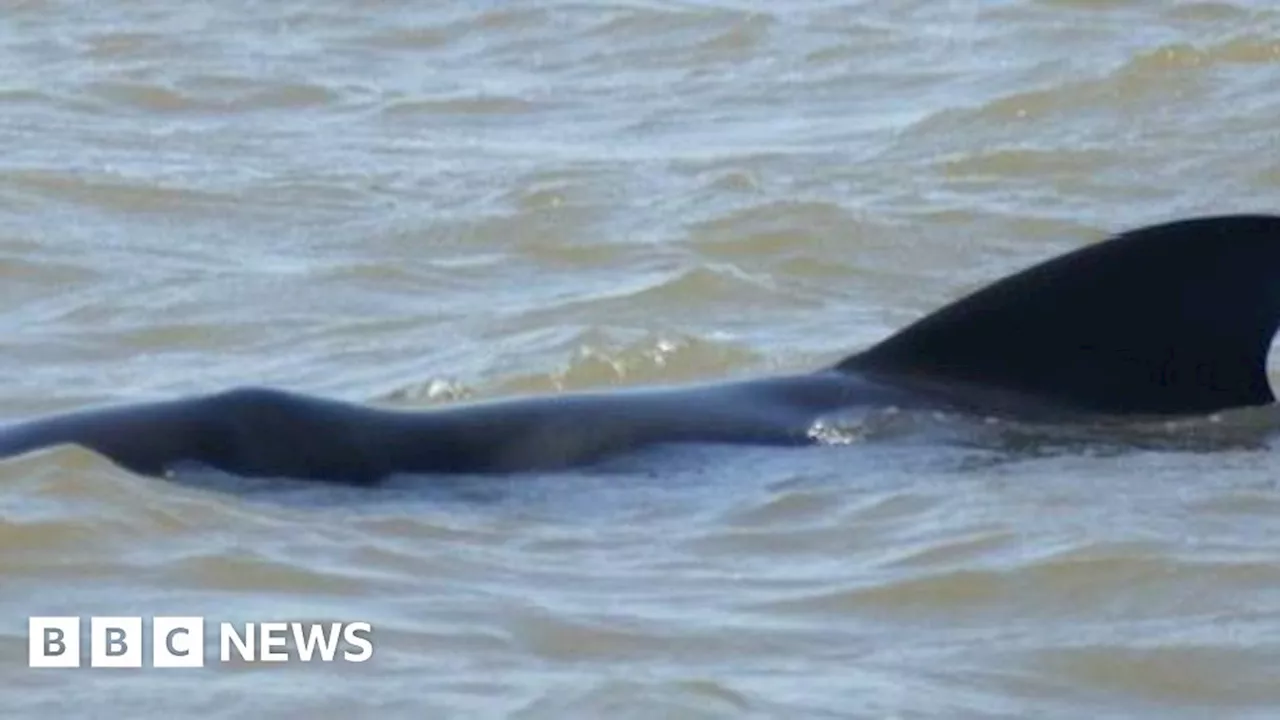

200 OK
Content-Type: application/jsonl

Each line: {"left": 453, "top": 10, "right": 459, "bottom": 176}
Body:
{"left": 2, "top": 1, "right": 1280, "bottom": 717}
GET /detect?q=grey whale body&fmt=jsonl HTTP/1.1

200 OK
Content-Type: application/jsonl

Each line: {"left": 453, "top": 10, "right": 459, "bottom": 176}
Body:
{"left": 4, "top": 214, "right": 1280, "bottom": 486}
{"left": 0, "top": 372, "right": 921, "bottom": 483}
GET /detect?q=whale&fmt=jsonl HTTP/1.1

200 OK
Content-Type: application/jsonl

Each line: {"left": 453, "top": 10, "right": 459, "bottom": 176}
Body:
{"left": 3, "top": 213, "right": 1280, "bottom": 486}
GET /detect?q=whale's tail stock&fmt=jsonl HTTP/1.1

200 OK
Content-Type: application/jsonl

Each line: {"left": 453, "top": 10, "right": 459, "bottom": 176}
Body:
{"left": 839, "top": 214, "right": 1280, "bottom": 418}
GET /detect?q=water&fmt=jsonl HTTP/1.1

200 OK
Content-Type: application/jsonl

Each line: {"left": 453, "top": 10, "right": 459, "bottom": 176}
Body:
{"left": 2, "top": 0, "right": 1280, "bottom": 717}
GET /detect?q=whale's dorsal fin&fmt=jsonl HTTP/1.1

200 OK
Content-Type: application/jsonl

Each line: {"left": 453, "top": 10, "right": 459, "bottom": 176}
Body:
{"left": 838, "top": 215, "right": 1280, "bottom": 417}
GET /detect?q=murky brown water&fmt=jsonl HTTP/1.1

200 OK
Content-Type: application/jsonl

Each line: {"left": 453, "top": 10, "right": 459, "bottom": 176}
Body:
{"left": 2, "top": 1, "right": 1280, "bottom": 717}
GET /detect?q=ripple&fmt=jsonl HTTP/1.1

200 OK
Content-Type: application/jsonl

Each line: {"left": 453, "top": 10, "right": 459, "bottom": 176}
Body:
{"left": 381, "top": 95, "right": 541, "bottom": 116}
{"left": 492, "top": 331, "right": 762, "bottom": 393}
{"left": 86, "top": 78, "right": 342, "bottom": 114}
{"left": 2, "top": 168, "right": 239, "bottom": 214}
{"left": 512, "top": 678, "right": 753, "bottom": 719}
{"left": 1026, "top": 644, "right": 1280, "bottom": 705}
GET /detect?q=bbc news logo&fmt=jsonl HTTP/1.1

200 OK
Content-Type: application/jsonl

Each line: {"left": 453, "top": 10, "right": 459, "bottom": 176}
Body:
{"left": 28, "top": 616, "right": 373, "bottom": 668}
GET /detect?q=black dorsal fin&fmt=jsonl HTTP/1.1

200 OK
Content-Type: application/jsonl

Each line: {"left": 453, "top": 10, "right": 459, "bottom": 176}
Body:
{"left": 838, "top": 215, "right": 1280, "bottom": 417}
